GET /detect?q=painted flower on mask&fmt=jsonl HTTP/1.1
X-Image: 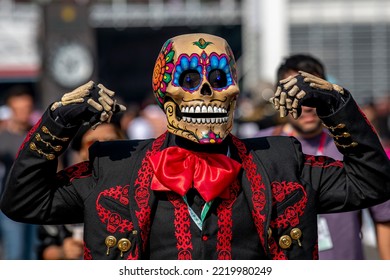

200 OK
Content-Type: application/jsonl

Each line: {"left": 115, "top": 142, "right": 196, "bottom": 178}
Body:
{"left": 152, "top": 40, "right": 175, "bottom": 108}
{"left": 199, "top": 130, "right": 223, "bottom": 144}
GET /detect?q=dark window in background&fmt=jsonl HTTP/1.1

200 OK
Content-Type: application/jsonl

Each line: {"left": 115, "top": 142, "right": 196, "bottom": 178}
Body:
{"left": 290, "top": 23, "right": 390, "bottom": 104}
{"left": 96, "top": 25, "right": 241, "bottom": 105}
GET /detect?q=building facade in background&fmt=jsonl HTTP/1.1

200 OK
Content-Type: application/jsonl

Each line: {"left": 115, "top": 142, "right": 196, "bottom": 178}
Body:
{"left": 0, "top": 0, "right": 389, "bottom": 107}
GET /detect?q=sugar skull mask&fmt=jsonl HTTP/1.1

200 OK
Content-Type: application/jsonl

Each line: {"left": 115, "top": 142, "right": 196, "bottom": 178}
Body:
{"left": 152, "top": 33, "right": 239, "bottom": 144}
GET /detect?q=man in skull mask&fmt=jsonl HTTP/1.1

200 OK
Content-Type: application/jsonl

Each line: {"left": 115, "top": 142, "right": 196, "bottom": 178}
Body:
{"left": 1, "top": 34, "right": 389, "bottom": 260}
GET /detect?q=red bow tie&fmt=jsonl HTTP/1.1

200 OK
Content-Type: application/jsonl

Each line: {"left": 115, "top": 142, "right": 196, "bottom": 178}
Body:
{"left": 148, "top": 147, "right": 242, "bottom": 202}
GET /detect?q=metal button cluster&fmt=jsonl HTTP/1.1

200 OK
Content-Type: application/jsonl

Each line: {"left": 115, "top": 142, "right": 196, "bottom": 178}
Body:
{"left": 105, "top": 235, "right": 132, "bottom": 258}
{"left": 29, "top": 126, "right": 70, "bottom": 160}
{"left": 275, "top": 227, "right": 303, "bottom": 249}
{"left": 323, "top": 122, "right": 358, "bottom": 149}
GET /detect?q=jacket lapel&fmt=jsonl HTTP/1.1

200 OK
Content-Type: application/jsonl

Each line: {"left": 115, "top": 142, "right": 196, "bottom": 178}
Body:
{"left": 231, "top": 135, "right": 272, "bottom": 257}
{"left": 127, "top": 132, "right": 168, "bottom": 258}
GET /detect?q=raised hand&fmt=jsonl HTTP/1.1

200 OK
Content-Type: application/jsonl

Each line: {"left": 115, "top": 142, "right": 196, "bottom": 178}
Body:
{"left": 271, "top": 71, "right": 346, "bottom": 119}
{"left": 50, "top": 81, "right": 126, "bottom": 128}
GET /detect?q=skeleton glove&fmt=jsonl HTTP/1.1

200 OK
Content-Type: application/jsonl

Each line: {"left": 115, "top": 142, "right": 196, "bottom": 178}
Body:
{"left": 50, "top": 81, "right": 126, "bottom": 128}
{"left": 271, "top": 71, "right": 346, "bottom": 119}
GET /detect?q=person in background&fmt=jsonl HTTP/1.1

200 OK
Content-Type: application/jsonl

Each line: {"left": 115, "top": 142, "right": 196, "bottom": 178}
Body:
{"left": 0, "top": 85, "right": 38, "bottom": 259}
{"left": 360, "top": 99, "right": 390, "bottom": 259}
{"left": 1, "top": 34, "right": 389, "bottom": 260}
{"left": 37, "top": 224, "right": 83, "bottom": 260}
{"left": 37, "top": 122, "right": 126, "bottom": 260}
{"left": 0, "top": 105, "right": 11, "bottom": 131}
{"left": 126, "top": 96, "right": 167, "bottom": 140}
{"left": 69, "top": 122, "right": 127, "bottom": 165}
{"left": 256, "top": 54, "right": 390, "bottom": 259}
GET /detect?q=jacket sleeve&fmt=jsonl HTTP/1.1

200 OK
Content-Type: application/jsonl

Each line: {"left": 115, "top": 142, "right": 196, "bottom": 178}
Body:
{"left": 0, "top": 108, "right": 95, "bottom": 224}
{"left": 300, "top": 92, "right": 390, "bottom": 213}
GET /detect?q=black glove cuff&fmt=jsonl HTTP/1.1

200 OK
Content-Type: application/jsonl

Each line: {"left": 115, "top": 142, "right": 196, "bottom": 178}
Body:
{"left": 52, "top": 103, "right": 98, "bottom": 128}
{"left": 316, "top": 89, "right": 350, "bottom": 117}
{"left": 294, "top": 75, "right": 347, "bottom": 116}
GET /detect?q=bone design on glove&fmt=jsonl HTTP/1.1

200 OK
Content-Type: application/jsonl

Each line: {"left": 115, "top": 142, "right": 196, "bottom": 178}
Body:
{"left": 271, "top": 71, "right": 345, "bottom": 119}
{"left": 51, "top": 81, "right": 126, "bottom": 128}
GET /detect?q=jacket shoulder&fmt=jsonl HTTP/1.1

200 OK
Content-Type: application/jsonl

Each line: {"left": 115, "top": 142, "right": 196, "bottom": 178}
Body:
{"left": 240, "top": 135, "right": 303, "bottom": 170}
{"left": 88, "top": 138, "right": 154, "bottom": 161}
{"left": 242, "top": 135, "right": 302, "bottom": 155}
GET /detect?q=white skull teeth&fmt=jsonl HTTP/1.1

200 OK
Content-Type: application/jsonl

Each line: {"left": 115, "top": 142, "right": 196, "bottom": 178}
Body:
{"left": 182, "top": 105, "right": 227, "bottom": 114}
{"left": 181, "top": 116, "right": 229, "bottom": 124}
{"left": 180, "top": 105, "right": 229, "bottom": 124}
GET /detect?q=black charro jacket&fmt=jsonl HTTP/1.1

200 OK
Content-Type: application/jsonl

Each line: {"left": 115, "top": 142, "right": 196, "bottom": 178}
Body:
{"left": 1, "top": 94, "right": 389, "bottom": 260}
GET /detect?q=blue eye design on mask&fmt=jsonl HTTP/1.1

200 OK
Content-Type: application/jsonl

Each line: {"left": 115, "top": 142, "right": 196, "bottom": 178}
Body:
{"left": 173, "top": 55, "right": 203, "bottom": 91}
{"left": 206, "top": 54, "right": 233, "bottom": 90}
{"left": 172, "top": 52, "right": 234, "bottom": 92}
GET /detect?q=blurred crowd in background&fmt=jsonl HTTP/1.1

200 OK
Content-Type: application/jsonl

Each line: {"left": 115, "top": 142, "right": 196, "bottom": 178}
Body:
{"left": 234, "top": 80, "right": 390, "bottom": 155}
{"left": 0, "top": 0, "right": 390, "bottom": 260}
{"left": 0, "top": 70, "right": 389, "bottom": 260}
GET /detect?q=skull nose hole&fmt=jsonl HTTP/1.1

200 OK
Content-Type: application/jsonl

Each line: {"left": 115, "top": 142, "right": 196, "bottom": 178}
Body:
{"left": 201, "top": 84, "right": 212, "bottom": 96}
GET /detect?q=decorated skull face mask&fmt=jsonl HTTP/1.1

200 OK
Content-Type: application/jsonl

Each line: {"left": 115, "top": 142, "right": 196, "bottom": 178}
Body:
{"left": 152, "top": 33, "right": 239, "bottom": 144}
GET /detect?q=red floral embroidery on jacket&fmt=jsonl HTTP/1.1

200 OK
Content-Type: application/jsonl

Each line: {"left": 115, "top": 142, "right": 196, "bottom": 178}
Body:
{"left": 96, "top": 185, "right": 134, "bottom": 233}
{"left": 313, "top": 241, "right": 319, "bottom": 260}
{"left": 231, "top": 135, "right": 267, "bottom": 255}
{"left": 216, "top": 179, "right": 240, "bottom": 260}
{"left": 305, "top": 155, "right": 343, "bottom": 168}
{"left": 119, "top": 185, "right": 130, "bottom": 205}
{"left": 271, "top": 181, "right": 305, "bottom": 205}
{"left": 167, "top": 192, "right": 193, "bottom": 260}
{"left": 270, "top": 181, "right": 307, "bottom": 229}
{"left": 60, "top": 161, "right": 91, "bottom": 182}
{"left": 134, "top": 133, "right": 167, "bottom": 251}
{"left": 126, "top": 247, "right": 139, "bottom": 260}
{"left": 83, "top": 243, "right": 92, "bottom": 260}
